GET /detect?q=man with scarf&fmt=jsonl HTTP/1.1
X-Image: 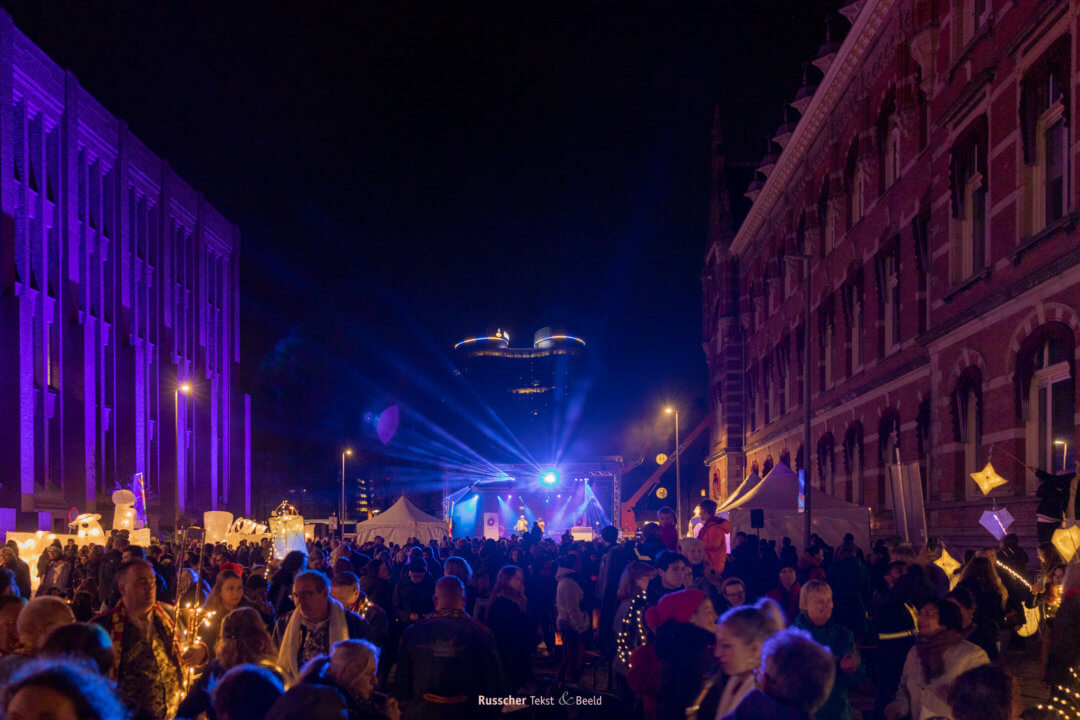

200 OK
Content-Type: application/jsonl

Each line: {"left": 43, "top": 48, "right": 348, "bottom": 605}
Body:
{"left": 93, "top": 559, "right": 184, "bottom": 720}
{"left": 272, "top": 570, "right": 371, "bottom": 683}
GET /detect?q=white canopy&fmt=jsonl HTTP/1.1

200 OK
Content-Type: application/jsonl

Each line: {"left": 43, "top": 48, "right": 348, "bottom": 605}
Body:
{"left": 726, "top": 463, "right": 871, "bottom": 550}
{"left": 353, "top": 497, "right": 449, "bottom": 547}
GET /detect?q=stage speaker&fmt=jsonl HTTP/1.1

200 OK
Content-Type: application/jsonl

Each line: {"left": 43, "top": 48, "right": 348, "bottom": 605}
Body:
{"left": 750, "top": 509, "right": 764, "bottom": 529}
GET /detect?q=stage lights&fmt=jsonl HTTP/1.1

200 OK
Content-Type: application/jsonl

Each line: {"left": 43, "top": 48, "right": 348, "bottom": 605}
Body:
{"left": 541, "top": 470, "right": 559, "bottom": 486}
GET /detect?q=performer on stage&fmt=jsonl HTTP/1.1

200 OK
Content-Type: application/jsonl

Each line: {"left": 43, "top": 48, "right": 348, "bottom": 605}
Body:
{"left": 514, "top": 515, "right": 529, "bottom": 535}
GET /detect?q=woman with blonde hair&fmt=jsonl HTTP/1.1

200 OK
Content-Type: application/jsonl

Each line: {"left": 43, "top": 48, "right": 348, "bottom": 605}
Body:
{"left": 327, "top": 639, "right": 399, "bottom": 720}
{"left": 691, "top": 597, "right": 785, "bottom": 719}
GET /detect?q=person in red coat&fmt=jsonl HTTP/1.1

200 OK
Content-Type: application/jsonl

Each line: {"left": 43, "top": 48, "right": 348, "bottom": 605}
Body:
{"left": 766, "top": 566, "right": 801, "bottom": 624}
{"left": 697, "top": 501, "right": 732, "bottom": 576}
{"left": 658, "top": 508, "right": 679, "bottom": 552}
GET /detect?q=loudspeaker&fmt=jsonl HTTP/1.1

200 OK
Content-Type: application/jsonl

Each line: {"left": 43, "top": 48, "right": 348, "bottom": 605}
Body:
{"left": 750, "top": 509, "right": 764, "bottom": 529}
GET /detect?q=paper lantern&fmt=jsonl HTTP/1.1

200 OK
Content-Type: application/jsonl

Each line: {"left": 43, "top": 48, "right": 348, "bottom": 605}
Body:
{"left": 225, "top": 518, "right": 270, "bottom": 547}
{"left": 112, "top": 489, "right": 137, "bottom": 531}
{"left": 978, "top": 507, "right": 1014, "bottom": 540}
{"left": 970, "top": 462, "right": 1007, "bottom": 495}
{"left": 204, "top": 511, "right": 234, "bottom": 545}
{"left": 269, "top": 514, "right": 306, "bottom": 559}
{"left": 934, "top": 548, "right": 961, "bottom": 578}
{"left": 70, "top": 514, "right": 105, "bottom": 541}
{"left": 1052, "top": 524, "right": 1080, "bottom": 562}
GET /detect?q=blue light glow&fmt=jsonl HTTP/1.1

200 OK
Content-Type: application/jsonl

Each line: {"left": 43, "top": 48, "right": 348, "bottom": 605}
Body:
{"left": 541, "top": 470, "right": 559, "bottom": 486}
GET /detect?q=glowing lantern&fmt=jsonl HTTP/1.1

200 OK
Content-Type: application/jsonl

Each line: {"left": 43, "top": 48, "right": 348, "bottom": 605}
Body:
{"left": 70, "top": 514, "right": 105, "bottom": 541}
{"left": 934, "top": 547, "right": 961, "bottom": 578}
{"left": 1052, "top": 524, "right": 1080, "bottom": 562}
{"left": 204, "top": 511, "right": 234, "bottom": 545}
{"left": 978, "top": 508, "right": 1014, "bottom": 541}
{"left": 112, "top": 489, "right": 137, "bottom": 532}
{"left": 969, "top": 462, "right": 1007, "bottom": 495}
{"left": 269, "top": 502, "right": 306, "bottom": 559}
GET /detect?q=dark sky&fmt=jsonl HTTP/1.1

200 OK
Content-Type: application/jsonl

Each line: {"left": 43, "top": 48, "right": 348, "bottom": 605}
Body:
{"left": 3, "top": 1, "right": 839, "bottom": 496}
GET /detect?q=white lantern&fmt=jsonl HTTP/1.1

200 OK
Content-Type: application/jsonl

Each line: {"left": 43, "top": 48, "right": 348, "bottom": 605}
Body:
{"left": 204, "top": 511, "right": 234, "bottom": 545}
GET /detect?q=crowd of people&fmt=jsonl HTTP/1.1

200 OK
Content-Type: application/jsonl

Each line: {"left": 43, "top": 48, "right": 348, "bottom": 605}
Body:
{"left": 0, "top": 498, "right": 1074, "bottom": 720}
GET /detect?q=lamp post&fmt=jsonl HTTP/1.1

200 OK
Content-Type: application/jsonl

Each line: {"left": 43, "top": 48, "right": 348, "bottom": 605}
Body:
{"left": 665, "top": 407, "right": 682, "bottom": 535}
{"left": 786, "top": 253, "right": 813, "bottom": 551}
{"left": 174, "top": 383, "right": 192, "bottom": 511}
{"left": 1055, "top": 440, "right": 1068, "bottom": 471}
{"left": 341, "top": 449, "right": 352, "bottom": 539}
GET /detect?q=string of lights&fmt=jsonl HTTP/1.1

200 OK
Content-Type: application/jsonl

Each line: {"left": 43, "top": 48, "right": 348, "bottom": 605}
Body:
{"left": 617, "top": 590, "right": 648, "bottom": 669}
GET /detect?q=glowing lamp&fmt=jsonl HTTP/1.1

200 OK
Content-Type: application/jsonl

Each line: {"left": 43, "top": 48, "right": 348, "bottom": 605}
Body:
{"left": 1052, "top": 524, "right": 1080, "bottom": 562}
{"left": 978, "top": 507, "right": 1014, "bottom": 541}
{"left": 656, "top": 487, "right": 669, "bottom": 499}
{"left": 934, "top": 548, "right": 961, "bottom": 578}
{"left": 204, "top": 511, "right": 234, "bottom": 545}
{"left": 112, "top": 489, "right": 137, "bottom": 532}
{"left": 541, "top": 471, "right": 558, "bottom": 486}
{"left": 656, "top": 453, "right": 668, "bottom": 466}
{"left": 970, "top": 462, "right": 1007, "bottom": 495}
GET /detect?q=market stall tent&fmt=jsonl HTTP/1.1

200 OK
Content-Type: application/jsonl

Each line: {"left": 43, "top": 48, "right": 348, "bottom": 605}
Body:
{"left": 353, "top": 497, "right": 449, "bottom": 547}
{"left": 725, "top": 463, "right": 871, "bottom": 550}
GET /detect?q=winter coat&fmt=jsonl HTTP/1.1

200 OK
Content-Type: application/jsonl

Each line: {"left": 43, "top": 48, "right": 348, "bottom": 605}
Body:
{"left": 392, "top": 573, "right": 436, "bottom": 625}
{"left": 792, "top": 614, "right": 865, "bottom": 720}
{"left": 765, "top": 582, "right": 801, "bottom": 623}
{"left": 719, "top": 688, "right": 810, "bottom": 720}
{"left": 1047, "top": 589, "right": 1080, "bottom": 686}
{"left": 654, "top": 621, "right": 714, "bottom": 720}
{"left": 485, "top": 596, "right": 532, "bottom": 691}
{"left": 698, "top": 516, "right": 732, "bottom": 574}
{"left": 555, "top": 567, "right": 588, "bottom": 633}
{"left": 887, "top": 638, "right": 988, "bottom": 720}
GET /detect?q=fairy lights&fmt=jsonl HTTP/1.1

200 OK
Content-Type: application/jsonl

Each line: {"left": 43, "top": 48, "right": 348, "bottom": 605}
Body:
{"left": 617, "top": 590, "right": 648, "bottom": 669}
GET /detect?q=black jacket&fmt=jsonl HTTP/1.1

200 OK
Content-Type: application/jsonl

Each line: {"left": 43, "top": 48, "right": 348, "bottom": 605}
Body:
{"left": 655, "top": 621, "right": 715, "bottom": 720}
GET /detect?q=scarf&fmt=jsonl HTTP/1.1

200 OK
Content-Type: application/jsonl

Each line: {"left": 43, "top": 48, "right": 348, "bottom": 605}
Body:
{"left": 915, "top": 629, "right": 962, "bottom": 681}
{"left": 430, "top": 608, "right": 469, "bottom": 620}
{"left": 107, "top": 600, "right": 181, "bottom": 681}
{"left": 277, "top": 597, "right": 349, "bottom": 683}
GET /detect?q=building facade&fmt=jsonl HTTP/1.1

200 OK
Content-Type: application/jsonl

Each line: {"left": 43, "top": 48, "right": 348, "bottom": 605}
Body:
{"left": 704, "top": 0, "right": 1080, "bottom": 552}
{"left": 0, "top": 12, "right": 250, "bottom": 533}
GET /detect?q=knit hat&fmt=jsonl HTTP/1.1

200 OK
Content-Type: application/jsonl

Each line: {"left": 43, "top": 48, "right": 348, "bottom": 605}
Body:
{"left": 645, "top": 588, "right": 706, "bottom": 630}
{"left": 220, "top": 561, "right": 244, "bottom": 576}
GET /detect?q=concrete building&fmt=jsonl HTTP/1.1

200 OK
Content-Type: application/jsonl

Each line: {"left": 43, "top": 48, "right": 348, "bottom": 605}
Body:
{"left": 0, "top": 12, "right": 250, "bottom": 534}
{"left": 703, "top": 0, "right": 1080, "bottom": 552}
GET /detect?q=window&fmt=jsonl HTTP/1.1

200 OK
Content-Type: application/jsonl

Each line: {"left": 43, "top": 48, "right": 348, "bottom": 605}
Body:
{"left": 763, "top": 356, "right": 772, "bottom": 425}
{"left": 876, "top": 243, "right": 901, "bottom": 355}
{"left": 878, "top": 92, "right": 900, "bottom": 193}
{"left": 913, "top": 209, "right": 931, "bottom": 334}
{"left": 1021, "top": 37, "right": 1070, "bottom": 234}
{"left": 747, "top": 370, "right": 758, "bottom": 432}
{"left": 777, "top": 339, "right": 790, "bottom": 416}
{"left": 879, "top": 410, "right": 901, "bottom": 508}
{"left": 818, "top": 180, "right": 834, "bottom": 255}
{"left": 1023, "top": 332, "right": 1074, "bottom": 474}
{"left": 843, "top": 423, "right": 863, "bottom": 503}
{"left": 952, "top": 367, "right": 983, "bottom": 494}
{"left": 949, "top": 116, "right": 988, "bottom": 283}
{"left": 818, "top": 295, "right": 835, "bottom": 390}
{"left": 842, "top": 270, "right": 864, "bottom": 376}
{"left": 960, "top": 0, "right": 990, "bottom": 48}
{"left": 845, "top": 144, "right": 863, "bottom": 229}
{"left": 818, "top": 433, "right": 836, "bottom": 495}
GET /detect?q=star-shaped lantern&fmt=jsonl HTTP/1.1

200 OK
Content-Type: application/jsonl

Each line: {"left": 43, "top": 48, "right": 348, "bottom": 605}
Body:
{"left": 1052, "top": 524, "right": 1080, "bottom": 562}
{"left": 934, "top": 548, "right": 961, "bottom": 578}
{"left": 970, "top": 462, "right": 1008, "bottom": 495}
{"left": 978, "top": 507, "right": 1014, "bottom": 541}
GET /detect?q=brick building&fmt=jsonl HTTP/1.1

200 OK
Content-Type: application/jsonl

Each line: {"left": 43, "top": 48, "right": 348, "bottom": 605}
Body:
{"left": 703, "top": 0, "right": 1080, "bottom": 553}
{"left": 0, "top": 12, "right": 251, "bottom": 533}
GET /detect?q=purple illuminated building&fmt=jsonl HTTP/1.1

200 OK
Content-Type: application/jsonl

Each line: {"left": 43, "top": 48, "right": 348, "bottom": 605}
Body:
{"left": 0, "top": 12, "right": 250, "bottom": 534}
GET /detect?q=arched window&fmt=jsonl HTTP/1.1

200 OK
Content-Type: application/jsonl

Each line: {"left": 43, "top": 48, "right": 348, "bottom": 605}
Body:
{"left": 818, "top": 433, "right": 836, "bottom": 494}
{"left": 845, "top": 143, "right": 863, "bottom": 229}
{"left": 879, "top": 409, "right": 901, "bottom": 508}
{"left": 1018, "top": 323, "right": 1075, "bottom": 475}
{"left": 843, "top": 422, "right": 864, "bottom": 503}
{"left": 952, "top": 367, "right": 983, "bottom": 497}
{"left": 763, "top": 455, "right": 775, "bottom": 476}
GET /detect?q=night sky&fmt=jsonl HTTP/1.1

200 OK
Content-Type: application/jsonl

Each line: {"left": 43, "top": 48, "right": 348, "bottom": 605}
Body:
{"left": 4, "top": 1, "right": 838, "bottom": 504}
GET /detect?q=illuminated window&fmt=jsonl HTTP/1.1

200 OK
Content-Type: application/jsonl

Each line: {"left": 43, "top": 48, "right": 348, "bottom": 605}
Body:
{"left": 949, "top": 117, "right": 987, "bottom": 284}
{"left": 1022, "top": 39, "right": 1070, "bottom": 234}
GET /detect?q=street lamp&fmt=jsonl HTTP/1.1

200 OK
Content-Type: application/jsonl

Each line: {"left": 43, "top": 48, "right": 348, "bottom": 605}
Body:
{"left": 341, "top": 449, "right": 352, "bottom": 539}
{"left": 665, "top": 406, "right": 682, "bottom": 535}
{"left": 174, "top": 383, "right": 192, "bottom": 511}
{"left": 786, "top": 253, "right": 813, "bottom": 551}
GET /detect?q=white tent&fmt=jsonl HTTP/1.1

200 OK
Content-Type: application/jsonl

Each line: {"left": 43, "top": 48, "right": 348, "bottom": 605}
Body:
{"left": 353, "top": 497, "right": 449, "bottom": 547}
{"left": 726, "top": 463, "right": 871, "bottom": 550}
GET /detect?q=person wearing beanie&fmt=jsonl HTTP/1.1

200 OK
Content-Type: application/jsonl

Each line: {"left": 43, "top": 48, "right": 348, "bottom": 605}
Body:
{"left": 649, "top": 589, "right": 718, "bottom": 720}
